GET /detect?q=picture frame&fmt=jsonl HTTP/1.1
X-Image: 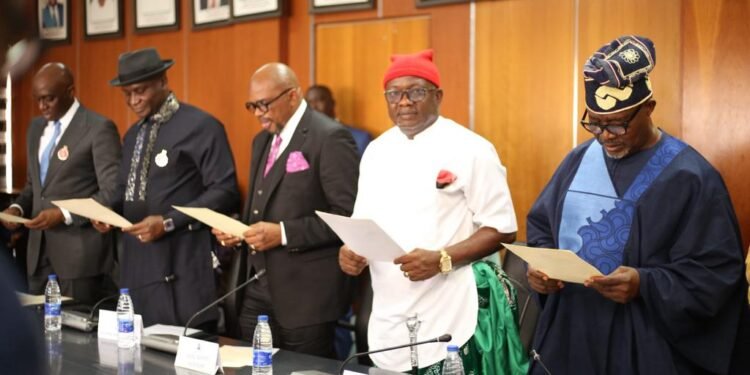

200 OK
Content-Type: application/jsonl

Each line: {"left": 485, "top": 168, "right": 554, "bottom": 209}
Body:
{"left": 232, "top": 0, "right": 283, "bottom": 22}
{"left": 38, "top": 0, "right": 70, "bottom": 43}
{"left": 309, "top": 0, "right": 374, "bottom": 14}
{"left": 415, "top": 0, "right": 469, "bottom": 8}
{"left": 84, "top": 0, "right": 123, "bottom": 39}
{"left": 192, "top": 0, "right": 231, "bottom": 29}
{"left": 134, "top": 0, "right": 180, "bottom": 33}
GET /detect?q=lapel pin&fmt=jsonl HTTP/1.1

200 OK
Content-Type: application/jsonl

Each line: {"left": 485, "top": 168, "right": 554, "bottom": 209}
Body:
{"left": 57, "top": 145, "right": 69, "bottom": 161}
{"left": 155, "top": 149, "right": 169, "bottom": 167}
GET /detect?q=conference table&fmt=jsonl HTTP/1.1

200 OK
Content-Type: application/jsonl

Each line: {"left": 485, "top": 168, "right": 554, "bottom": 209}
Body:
{"left": 43, "top": 326, "right": 400, "bottom": 375}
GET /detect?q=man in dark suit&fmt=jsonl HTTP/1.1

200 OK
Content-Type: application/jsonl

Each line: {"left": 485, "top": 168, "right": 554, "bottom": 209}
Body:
{"left": 1, "top": 63, "right": 121, "bottom": 304}
{"left": 213, "top": 63, "right": 358, "bottom": 357}
{"left": 96, "top": 48, "right": 239, "bottom": 329}
{"left": 305, "top": 85, "right": 372, "bottom": 157}
{"left": 41, "top": 0, "right": 64, "bottom": 28}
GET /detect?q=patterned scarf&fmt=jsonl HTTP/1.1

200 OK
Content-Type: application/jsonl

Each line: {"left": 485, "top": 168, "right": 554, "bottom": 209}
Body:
{"left": 125, "top": 92, "right": 180, "bottom": 201}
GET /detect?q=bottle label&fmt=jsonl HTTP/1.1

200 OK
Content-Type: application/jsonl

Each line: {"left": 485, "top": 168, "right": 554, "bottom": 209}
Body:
{"left": 118, "top": 319, "right": 134, "bottom": 333}
{"left": 45, "top": 303, "right": 61, "bottom": 317}
{"left": 253, "top": 349, "right": 272, "bottom": 367}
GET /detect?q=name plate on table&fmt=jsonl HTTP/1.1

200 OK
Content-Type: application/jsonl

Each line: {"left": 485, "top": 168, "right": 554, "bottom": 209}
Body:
{"left": 97, "top": 309, "right": 143, "bottom": 342}
{"left": 174, "top": 336, "right": 223, "bottom": 374}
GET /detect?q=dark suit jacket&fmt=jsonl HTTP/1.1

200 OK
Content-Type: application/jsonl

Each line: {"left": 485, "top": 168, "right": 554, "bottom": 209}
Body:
{"left": 41, "top": 3, "right": 64, "bottom": 28}
{"left": 243, "top": 107, "right": 359, "bottom": 329}
{"left": 116, "top": 103, "right": 239, "bottom": 327}
{"left": 15, "top": 105, "right": 121, "bottom": 280}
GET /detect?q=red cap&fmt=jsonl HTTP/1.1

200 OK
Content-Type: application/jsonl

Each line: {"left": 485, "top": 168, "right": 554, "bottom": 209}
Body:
{"left": 382, "top": 49, "right": 441, "bottom": 89}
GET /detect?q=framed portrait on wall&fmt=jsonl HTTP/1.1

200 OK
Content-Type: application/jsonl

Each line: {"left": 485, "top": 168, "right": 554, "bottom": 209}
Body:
{"left": 415, "top": 0, "right": 468, "bottom": 7}
{"left": 38, "top": 0, "right": 70, "bottom": 43}
{"left": 309, "top": 0, "right": 374, "bottom": 14}
{"left": 232, "top": 0, "right": 283, "bottom": 22}
{"left": 84, "top": 0, "right": 123, "bottom": 39}
{"left": 134, "top": 0, "right": 179, "bottom": 33}
{"left": 192, "top": 0, "right": 231, "bottom": 29}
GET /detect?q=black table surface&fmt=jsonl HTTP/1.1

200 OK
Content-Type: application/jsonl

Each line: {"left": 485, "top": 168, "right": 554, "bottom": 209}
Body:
{"left": 43, "top": 326, "right": 401, "bottom": 375}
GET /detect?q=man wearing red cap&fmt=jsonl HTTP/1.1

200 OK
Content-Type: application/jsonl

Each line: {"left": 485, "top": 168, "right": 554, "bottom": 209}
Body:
{"left": 339, "top": 50, "right": 527, "bottom": 374}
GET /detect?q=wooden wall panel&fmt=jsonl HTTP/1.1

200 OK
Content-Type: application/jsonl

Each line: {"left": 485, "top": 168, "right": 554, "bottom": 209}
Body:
{"left": 682, "top": 0, "right": 750, "bottom": 248}
{"left": 315, "top": 17, "right": 431, "bottom": 137}
{"left": 577, "top": 0, "right": 682, "bottom": 145}
{"left": 475, "top": 0, "right": 576, "bottom": 241}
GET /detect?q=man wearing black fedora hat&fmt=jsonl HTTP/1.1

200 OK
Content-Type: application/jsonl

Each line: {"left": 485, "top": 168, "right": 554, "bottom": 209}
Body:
{"left": 95, "top": 47, "right": 239, "bottom": 329}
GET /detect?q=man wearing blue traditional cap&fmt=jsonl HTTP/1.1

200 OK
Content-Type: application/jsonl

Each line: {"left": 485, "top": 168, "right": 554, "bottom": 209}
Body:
{"left": 525, "top": 35, "right": 749, "bottom": 374}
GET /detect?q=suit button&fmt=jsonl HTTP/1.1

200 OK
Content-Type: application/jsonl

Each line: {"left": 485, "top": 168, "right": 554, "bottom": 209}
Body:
{"left": 251, "top": 250, "right": 257, "bottom": 255}
{"left": 253, "top": 209, "right": 259, "bottom": 215}
{"left": 257, "top": 190, "right": 263, "bottom": 195}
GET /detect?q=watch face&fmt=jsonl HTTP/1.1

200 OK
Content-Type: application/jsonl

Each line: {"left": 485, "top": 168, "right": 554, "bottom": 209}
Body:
{"left": 163, "top": 218, "right": 175, "bottom": 232}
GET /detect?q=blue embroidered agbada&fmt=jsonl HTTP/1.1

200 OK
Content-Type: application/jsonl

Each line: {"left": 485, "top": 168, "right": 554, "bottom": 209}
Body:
{"left": 526, "top": 134, "right": 748, "bottom": 374}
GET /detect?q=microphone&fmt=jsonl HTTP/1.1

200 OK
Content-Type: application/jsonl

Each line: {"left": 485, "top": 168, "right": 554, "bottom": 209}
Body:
{"left": 183, "top": 268, "right": 266, "bottom": 337}
{"left": 141, "top": 269, "right": 266, "bottom": 353}
{"left": 338, "top": 334, "right": 452, "bottom": 375}
{"left": 531, "top": 349, "right": 552, "bottom": 375}
{"left": 61, "top": 274, "right": 176, "bottom": 332}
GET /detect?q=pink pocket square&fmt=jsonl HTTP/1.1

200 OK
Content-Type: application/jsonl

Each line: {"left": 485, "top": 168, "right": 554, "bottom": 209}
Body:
{"left": 286, "top": 151, "right": 310, "bottom": 173}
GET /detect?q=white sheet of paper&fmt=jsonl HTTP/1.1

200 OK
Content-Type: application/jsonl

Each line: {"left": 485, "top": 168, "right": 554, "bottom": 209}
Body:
{"left": 219, "top": 345, "right": 279, "bottom": 368}
{"left": 51, "top": 198, "right": 132, "bottom": 228}
{"left": 144, "top": 324, "right": 200, "bottom": 337}
{"left": 315, "top": 211, "right": 405, "bottom": 262}
{"left": 502, "top": 243, "right": 603, "bottom": 284}
{"left": 16, "top": 292, "right": 72, "bottom": 306}
{"left": 0, "top": 212, "right": 29, "bottom": 224}
{"left": 173, "top": 206, "right": 249, "bottom": 238}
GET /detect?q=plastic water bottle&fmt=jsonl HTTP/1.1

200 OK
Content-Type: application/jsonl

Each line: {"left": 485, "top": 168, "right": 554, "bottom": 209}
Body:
{"left": 44, "top": 274, "right": 62, "bottom": 332}
{"left": 252, "top": 315, "right": 273, "bottom": 375}
{"left": 441, "top": 345, "right": 465, "bottom": 375}
{"left": 117, "top": 288, "right": 135, "bottom": 348}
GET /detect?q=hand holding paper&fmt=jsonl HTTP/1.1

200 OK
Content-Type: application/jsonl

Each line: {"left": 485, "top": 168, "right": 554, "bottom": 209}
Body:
{"left": 503, "top": 243, "right": 602, "bottom": 284}
{"left": 51, "top": 198, "right": 132, "bottom": 228}
{"left": 173, "top": 206, "right": 248, "bottom": 238}
{"left": 316, "top": 211, "right": 405, "bottom": 262}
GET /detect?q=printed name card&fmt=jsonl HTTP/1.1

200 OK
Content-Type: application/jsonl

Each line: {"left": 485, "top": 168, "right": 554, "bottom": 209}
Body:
{"left": 174, "top": 336, "right": 223, "bottom": 374}
{"left": 97, "top": 309, "right": 143, "bottom": 342}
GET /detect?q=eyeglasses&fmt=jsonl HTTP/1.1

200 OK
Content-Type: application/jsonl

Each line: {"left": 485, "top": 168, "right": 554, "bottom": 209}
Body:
{"left": 580, "top": 104, "right": 643, "bottom": 136}
{"left": 383, "top": 87, "right": 436, "bottom": 104}
{"left": 245, "top": 87, "right": 294, "bottom": 114}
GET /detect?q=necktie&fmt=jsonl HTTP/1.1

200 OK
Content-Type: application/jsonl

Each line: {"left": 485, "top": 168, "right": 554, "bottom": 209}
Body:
{"left": 264, "top": 135, "right": 282, "bottom": 177}
{"left": 40, "top": 121, "right": 62, "bottom": 184}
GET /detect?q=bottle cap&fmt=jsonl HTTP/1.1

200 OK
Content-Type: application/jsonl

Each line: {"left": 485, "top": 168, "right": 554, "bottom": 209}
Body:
{"left": 120, "top": 288, "right": 129, "bottom": 294}
{"left": 258, "top": 315, "right": 269, "bottom": 322}
{"left": 447, "top": 344, "right": 459, "bottom": 352}
{"left": 48, "top": 274, "right": 57, "bottom": 280}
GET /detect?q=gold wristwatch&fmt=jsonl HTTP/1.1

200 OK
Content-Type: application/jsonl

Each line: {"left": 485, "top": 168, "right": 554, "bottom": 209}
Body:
{"left": 439, "top": 249, "right": 452, "bottom": 274}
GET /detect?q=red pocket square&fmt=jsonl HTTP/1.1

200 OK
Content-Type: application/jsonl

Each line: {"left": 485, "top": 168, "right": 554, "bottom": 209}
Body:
{"left": 436, "top": 169, "right": 457, "bottom": 189}
{"left": 286, "top": 151, "right": 310, "bottom": 173}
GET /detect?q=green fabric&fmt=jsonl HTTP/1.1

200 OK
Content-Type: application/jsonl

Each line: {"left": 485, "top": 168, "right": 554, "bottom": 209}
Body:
{"left": 413, "top": 261, "right": 529, "bottom": 374}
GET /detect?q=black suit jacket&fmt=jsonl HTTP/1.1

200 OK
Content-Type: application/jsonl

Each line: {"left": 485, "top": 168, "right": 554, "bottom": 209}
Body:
{"left": 15, "top": 105, "right": 121, "bottom": 280}
{"left": 242, "top": 107, "right": 359, "bottom": 329}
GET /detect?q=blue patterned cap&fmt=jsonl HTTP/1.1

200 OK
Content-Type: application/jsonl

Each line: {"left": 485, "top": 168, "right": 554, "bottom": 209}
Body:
{"left": 584, "top": 36, "right": 656, "bottom": 114}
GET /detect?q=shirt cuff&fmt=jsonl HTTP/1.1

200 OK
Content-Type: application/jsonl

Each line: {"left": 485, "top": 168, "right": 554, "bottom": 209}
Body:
{"left": 60, "top": 208, "right": 73, "bottom": 225}
{"left": 280, "top": 221, "right": 287, "bottom": 246}
{"left": 9, "top": 204, "right": 24, "bottom": 217}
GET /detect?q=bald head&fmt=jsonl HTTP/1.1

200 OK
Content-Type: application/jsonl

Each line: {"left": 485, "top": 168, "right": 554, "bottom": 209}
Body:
{"left": 32, "top": 62, "right": 75, "bottom": 121}
{"left": 247, "top": 63, "right": 303, "bottom": 134}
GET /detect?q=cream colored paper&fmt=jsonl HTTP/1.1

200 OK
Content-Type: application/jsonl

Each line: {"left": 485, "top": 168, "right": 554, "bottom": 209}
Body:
{"left": 316, "top": 211, "right": 406, "bottom": 262}
{"left": 51, "top": 198, "right": 132, "bottom": 228}
{"left": 502, "top": 243, "right": 603, "bottom": 284}
{"left": 17, "top": 292, "right": 72, "bottom": 306}
{"left": 0, "top": 212, "right": 29, "bottom": 224}
{"left": 219, "top": 345, "right": 279, "bottom": 368}
{"left": 172, "top": 206, "right": 248, "bottom": 238}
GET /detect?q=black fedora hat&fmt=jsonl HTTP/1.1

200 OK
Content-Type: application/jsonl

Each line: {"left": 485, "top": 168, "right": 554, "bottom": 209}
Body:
{"left": 110, "top": 48, "right": 174, "bottom": 86}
